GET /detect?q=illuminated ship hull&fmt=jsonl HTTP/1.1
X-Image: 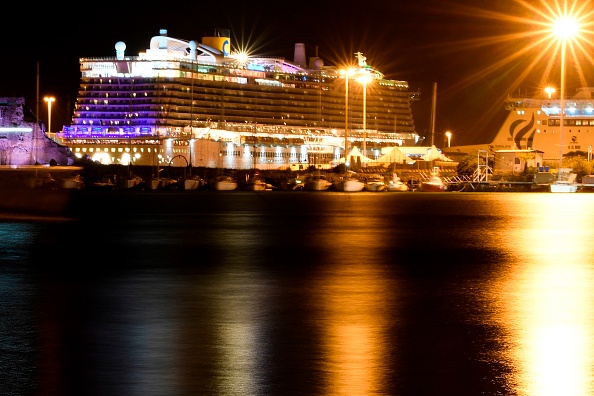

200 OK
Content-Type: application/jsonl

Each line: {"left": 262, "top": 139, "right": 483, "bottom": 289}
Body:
{"left": 456, "top": 87, "right": 594, "bottom": 162}
{"left": 51, "top": 28, "right": 423, "bottom": 170}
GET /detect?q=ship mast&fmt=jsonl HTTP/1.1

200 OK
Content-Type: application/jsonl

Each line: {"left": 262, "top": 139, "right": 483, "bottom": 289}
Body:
{"left": 34, "top": 62, "right": 40, "bottom": 164}
{"left": 430, "top": 82, "right": 437, "bottom": 147}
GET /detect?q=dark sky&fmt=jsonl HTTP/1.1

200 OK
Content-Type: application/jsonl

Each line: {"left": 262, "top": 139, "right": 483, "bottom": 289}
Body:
{"left": 4, "top": 0, "right": 590, "bottom": 146}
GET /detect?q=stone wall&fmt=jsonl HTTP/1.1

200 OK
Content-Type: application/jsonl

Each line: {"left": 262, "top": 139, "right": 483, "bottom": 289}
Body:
{"left": 0, "top": 97, "right": 73, "bottom": 165}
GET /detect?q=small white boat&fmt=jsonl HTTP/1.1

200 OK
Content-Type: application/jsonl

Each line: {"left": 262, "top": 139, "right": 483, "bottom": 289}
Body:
{"left": 214, "top": 175, "right": 238, "bottom": 191}
{"left": 119, "top": 175, "right": 144, "bottom": 189}
{"left": 183, "top": 176, "right": 203, "bottom": 190}
{"left": 550, "top": 168, "right": 579, "bottom": 192}
{"left": 333, "top": 173, "right": 365, "bottom": 192}
{"left": 387, "top": 173, "right": 409, "bottom": 192}
{"left": 245, "top": 173, "right": 271, "bottom": 191}
{"left": 304, "top": 174, "right": 333, "bottom": 191}
{"left": 550, "top": 183, "right": 579, "bottom": 193}
{"left": 364, "top": 174, "right": 386, "bottom": 192}
{"left": 149, "top": 177, "right": 177, "bottom": 190}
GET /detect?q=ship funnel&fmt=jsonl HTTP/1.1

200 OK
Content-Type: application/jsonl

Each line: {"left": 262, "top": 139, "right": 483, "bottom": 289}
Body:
{"left": 202, "top": 28, "right": 231, "bottom": 57}
{"left": 293, "top": 43, "right": 306, "bottom": 67}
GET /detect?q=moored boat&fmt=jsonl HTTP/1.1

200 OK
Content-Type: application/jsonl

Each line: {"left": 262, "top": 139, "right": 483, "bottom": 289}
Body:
{"left": 182, "top": 176, "right": 204, "bottom": 191}
{"left": 549, "top": 168, "right": 579, "bottom": 192}
{"left": 150, "top": 177, "right": 177, "bottom": 190}
{"left": 420, "top": 167, "right": 446, "bottom": 192}
{"left": 213, "top": 175, "right": 238, "bottom": 191}
{"left": 387, "top": 172, "right": 409, "bottom": 192}
{"left": 333, "top": 173, "right": 365, "bottom": 192}
{"left": 303, "top": 173, "right": 333, "bottom": 191}
{"left": 364, "top": 174, "right": 386, "bottom": 192}
{"left": 119, "top": 175, "right": 144, "bottom": 189}
{"left": 245, "top": 172, "right": 271, "bottom": 191}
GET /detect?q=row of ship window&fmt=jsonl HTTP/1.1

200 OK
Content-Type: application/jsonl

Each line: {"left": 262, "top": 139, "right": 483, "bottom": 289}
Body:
{"left": 544, "top": 119, "right": 594, "bottom": 126}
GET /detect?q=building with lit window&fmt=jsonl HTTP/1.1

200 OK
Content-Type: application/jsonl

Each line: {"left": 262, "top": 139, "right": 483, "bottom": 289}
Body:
{"left": 447, "top": 87, "right": 594, "bottom": 163}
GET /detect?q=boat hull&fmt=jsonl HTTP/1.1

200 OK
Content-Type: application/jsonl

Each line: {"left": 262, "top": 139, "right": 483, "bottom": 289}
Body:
{"left": 245, "top": 181, "right": 270, "bottom": 191}
{"left": 364, "top": 174, "right": 386, "bottom": 192}
{"left": 183, "top": 179, "right": 201, "bottom": 190}
{"left": 420, "top": 170, "right": 446, "bottom": 192}
{"left": 365, "top": 182, "right": 386, "bottom": 192}
{"left": 387, "top": 182, "right": 409, "bottom": 192}
{"left": 304, "top": 178, "right": 332, "bottom": 191}
{"left": 420, "top": 182, "right": 446, "bottom": 192}
{"left": 550, "top": 183, "right": 579, "bottom": 193}
{"left": 333, "top": 179, "right": 365, "bottom": 192}
{"left": 214, "top": 181, "right": 238, "bottom": 191}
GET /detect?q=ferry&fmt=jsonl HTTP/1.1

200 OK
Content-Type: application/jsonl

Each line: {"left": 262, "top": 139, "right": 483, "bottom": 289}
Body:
{"left": 448, "top": 87, "right": 594, "bottom": 162}
{"left": 49, "top": 28, "right": 424, "bottom": 170}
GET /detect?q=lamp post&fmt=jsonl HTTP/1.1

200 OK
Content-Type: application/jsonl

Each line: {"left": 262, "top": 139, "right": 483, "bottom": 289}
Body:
{"left": 341, "top": 68, "right": 355, "bottom": 168}
{"left": 44, "top": 96, "right": 55, "bottom": 134}
{"left": 545, "top": 87, "right": 556, "bottom": 99}
{"left": 445, "top": 131, "right": 452, "bottom": 148}
{"left": 553, "top": 17, "right": 578, "bottom": 172}
{"left": 357, "top": 73, "right": 372, "bottom": 162}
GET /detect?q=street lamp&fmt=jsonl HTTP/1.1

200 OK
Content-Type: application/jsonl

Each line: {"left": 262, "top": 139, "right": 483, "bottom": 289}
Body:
{"left": 445, "top": 131, "right": 452, "bottom": 148}
{"left": 545, "top": 86, "right": 556, "bottom": 99}
{"left": 357, "top": 73, "right": 372, "bottom": 161}
{"left": 340, "top": 68, "right": 355, "bottom": 167}
{"left": 44, "top": 96, "right": 55, "bottom": 134}
{"left": 553, "top": 16, "right": 579, "bottom": 170}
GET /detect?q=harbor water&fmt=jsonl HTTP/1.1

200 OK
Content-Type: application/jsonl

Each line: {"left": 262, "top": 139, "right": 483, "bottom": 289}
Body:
{"left": 2, "top": 191, "right": 594, "bottom": 395}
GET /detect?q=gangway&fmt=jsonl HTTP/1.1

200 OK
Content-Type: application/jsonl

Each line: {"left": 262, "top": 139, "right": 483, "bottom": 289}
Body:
{"left": 472, "top": 150, "right": 492, "bottom": 182}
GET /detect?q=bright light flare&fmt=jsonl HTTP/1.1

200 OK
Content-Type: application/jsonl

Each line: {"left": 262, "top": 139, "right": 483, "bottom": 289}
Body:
{"left": 423, "top": 0, "right": 594, "bottom": 131}
{"left": 229, "top": 50, "right": 250, "bottom": 66}
{"left": 340, "top": 68, "right": 356, "bottom": 78}
{"left": 356, "top": 73, "right": 372, "bottom": 85}
{"left": 552, "top": 16, "right": 580, "bottom": 40}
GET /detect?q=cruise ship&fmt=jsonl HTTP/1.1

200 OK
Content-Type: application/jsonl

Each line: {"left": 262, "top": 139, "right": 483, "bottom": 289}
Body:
{"left": 50, "top": 28, "right": 423, "bottom": 170}
{"left": 449, "top": 87, "right": 594, "bottom": 162}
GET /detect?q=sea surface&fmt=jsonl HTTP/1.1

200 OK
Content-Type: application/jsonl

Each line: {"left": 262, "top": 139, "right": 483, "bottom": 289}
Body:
{"left": 2, "top": 191, "right": 594, "bottom": 396}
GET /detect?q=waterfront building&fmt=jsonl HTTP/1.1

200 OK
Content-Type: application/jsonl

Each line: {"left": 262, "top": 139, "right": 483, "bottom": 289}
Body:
{"left": 50, "top": 28, "right": 423, "bottom": 169}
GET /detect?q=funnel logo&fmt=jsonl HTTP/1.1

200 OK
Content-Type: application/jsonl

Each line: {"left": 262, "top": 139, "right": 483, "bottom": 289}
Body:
{"left": 222, "top": 39, "right": 230, "bottom": 56}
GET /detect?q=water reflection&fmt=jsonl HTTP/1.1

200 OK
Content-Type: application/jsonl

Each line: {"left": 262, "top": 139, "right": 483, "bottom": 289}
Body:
{"left": 487, "top": 194, "right": 594, "bottom": 396}
{"left": 312, "top": 201, "right": 399, "bottom": 395}
{"left": 6, "top": 193, "right": 594, "bottom": 395}
{"left": 202, "top": 216, "right": 271, "bottom": 395}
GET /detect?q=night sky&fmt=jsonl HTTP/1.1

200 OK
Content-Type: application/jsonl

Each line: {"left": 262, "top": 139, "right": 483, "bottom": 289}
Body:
{"left": 4, "top": 0, "right": 592, "bottom": 146}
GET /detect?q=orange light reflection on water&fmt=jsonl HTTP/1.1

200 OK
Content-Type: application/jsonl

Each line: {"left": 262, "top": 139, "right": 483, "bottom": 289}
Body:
{"left": 311, "top": 211, "right": 398, "bottom": 396}
{"left": 486, "top": 194, "right": 594, "bottom": 396}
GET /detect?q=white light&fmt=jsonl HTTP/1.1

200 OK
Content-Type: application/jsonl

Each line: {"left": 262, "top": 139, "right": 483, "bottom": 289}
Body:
{"left": 553, "top": 17, "right": 579, "bottom": 40}
{"left": 44, "top": 96, "right": 55, "bottom": 133}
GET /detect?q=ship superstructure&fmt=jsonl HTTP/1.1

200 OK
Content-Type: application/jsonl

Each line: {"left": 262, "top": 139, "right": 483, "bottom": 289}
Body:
{"left": 459, "top": 87, "right": 594, "bottom": 163}
{"left": 53, "top": 28, "right": 423, "bottom": 169}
